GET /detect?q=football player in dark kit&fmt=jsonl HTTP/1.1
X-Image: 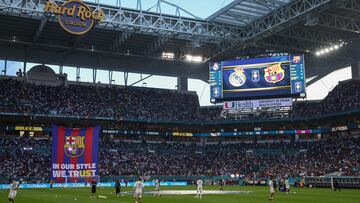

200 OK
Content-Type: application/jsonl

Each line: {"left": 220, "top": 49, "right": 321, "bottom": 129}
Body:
{"left": 333, "top": 179, "right": 341, "bottom": 192}
{"left": 115, "top": 180, "right": 121, "bottom": 196}
{"left": 90, "top": 180, "right": 97, "bottom": 199}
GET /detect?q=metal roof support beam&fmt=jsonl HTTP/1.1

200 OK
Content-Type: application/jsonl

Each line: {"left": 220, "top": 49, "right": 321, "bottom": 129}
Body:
{"left": 145, "top": 36, "right": 172, "bottom": 56}
{"left": 318, "top": 14, "right": 360, "bottom": 33}
{"left": 33, "top": 16, "right": 48, "bottom": 42}
{"left": 256, "top": 36, "right": 312, "bottom": 52}
{"left": 207, "top": 0, "right": 331, "bottom": 60}
{"left": 207, "top": 0, "right": 246, "bottom": 21}
{"left": 335, "top": 0, "right": 360, "bottom": 13}
{"left": 239, "top": 0, "right": 331, "bottom": 39}
{"left": 129, "top": 74, "right": 153, "bottom": 86}
{"left": 113, "top": 31, "right": 133, "bottom": 51}
{"left": 0, "top": 0, "right": 239, "bottom": 44}
{"left": 275, "top": 27, "right": 346, "bottom": 45}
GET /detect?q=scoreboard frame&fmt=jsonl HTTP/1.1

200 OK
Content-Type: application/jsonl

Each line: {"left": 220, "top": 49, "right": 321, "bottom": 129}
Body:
{"left": 209, "top": 54, "right": 306, "bottom": 103}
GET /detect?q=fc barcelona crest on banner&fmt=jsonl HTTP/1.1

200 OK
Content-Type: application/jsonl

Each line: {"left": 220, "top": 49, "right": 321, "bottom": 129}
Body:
{"left": 64, "top": 136, "right": 85, "bottom": 158}
{"left": 264, "top": 63, "right": 285, "bottom": 84}
{"left": 251, "top": 70, "right": 259, "bottom": 82}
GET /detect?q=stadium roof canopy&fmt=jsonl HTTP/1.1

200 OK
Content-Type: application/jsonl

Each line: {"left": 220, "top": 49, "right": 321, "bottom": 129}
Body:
{"left": 0, "top": 0, "right": 359, "bottom": 84}
{"left": 207, "top": 0, "right": 294, "bottom": 27}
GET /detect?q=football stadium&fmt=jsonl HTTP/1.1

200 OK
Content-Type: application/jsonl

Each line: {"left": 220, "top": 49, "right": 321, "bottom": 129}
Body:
{"left": 0, "top": 0, "right": 360, "bottom": 202}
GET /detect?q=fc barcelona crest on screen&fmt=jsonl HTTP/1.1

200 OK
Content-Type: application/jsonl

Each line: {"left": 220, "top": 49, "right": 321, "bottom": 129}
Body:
{"left": 264, "top": 63, "right": 285, "bottom": 84}
{"left": 251, "top": 70, "right": 259, "bottom": 82}
{"left": 293, "top": 56, "right": 301, "bottom": 64}
{"left": 64, "top": 136, "right": 85, "bottom": 158}
{"left": 229, "top": 67, "right": 246, "bottom": 87}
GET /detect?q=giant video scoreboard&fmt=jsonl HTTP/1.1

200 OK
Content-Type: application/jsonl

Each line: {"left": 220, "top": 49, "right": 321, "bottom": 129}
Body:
{"left": 209, "top": 54, "right": 306, "bottom": 103}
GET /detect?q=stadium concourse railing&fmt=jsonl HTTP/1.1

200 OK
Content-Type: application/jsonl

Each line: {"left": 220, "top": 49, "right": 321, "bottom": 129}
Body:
{"left": 0, "top": 109, "right": 359, "bottom": 125}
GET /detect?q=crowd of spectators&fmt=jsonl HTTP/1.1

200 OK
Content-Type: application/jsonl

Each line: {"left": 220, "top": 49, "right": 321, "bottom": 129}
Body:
{"left": 0, "top": 135, "right": 359, "bottom": 183}
{"left": 0, "top": 78, "right": 359, "bottom": 121}
{"left": 293, "top": 80, "right": 360, "bottom": 118}
{"left": 0, "top": 79, "right": 199, "bottom": 121}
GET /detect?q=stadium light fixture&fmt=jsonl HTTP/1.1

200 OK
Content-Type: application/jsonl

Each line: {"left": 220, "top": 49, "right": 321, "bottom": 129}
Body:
{"left": 162, "top": 52, "right": 174, "bottom": 59}
{"left": 185, "top": 54, "right": 203, "bottom": 63}
{"left": 314, "top": 42, "right": 345, "bottom": 57}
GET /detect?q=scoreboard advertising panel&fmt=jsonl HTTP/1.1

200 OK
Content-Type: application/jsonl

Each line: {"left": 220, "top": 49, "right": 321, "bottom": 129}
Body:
{"left": 210, "top": 54, "right": 306, "bottom": 103}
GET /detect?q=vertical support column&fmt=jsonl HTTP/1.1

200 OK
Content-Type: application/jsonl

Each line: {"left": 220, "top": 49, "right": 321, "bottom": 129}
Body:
{"left": 109, "top": 70, "right": 113, "bottom": 84}
{"left": 124, "top": 72, "right": 128, "bottom": 86}
{"left": 76, "top": 67, "right": 80, "bottom": 82}
{"left": 93, "top": 68, "right": 97, "bottom": 83}
{"left": 177, "top": 77, "right": 188, "bottom": 91}
{"left": 4, "top": 60, "right": 7, "bottom": 75}
{"left": 351, "top": 62, "right": 360, "bottom": 79}
{"left": 23, "top": 61, "right": 27, "bottom": 77}
{"left": 59, "top": 65, "right": 63, "bottom": 74}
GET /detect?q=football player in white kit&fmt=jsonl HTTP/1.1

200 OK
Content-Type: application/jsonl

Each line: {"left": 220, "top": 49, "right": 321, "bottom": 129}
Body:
{"left": 8, "top": 180, "right": 20, "bottom": 203}
{"left": 285, "top": 179, "right": 291, "bottom": 194}
{"left": 133, "top": 178, "right": 144, "bottom": 203}
{"left": 196, "top": 179, "right": 203, "bottom": 199}
{"left": 154, "top": 179, "right": 160, "bottom": 197}
{"left": 268, "top": 176, "right": 275, "bottom": 201}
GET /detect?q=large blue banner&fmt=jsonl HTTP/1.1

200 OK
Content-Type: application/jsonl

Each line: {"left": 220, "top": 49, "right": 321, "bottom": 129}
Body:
{"left": 51, "top": 125, "right": 100, "bottom": 183}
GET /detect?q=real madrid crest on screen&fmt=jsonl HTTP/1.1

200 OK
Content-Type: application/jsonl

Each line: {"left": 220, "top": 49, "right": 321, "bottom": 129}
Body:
{"left": 229, "top": 67, "right": 246, "bottom": 87}
{"left": 212, "top": 63, "right": 219, "bottom": 71}
{"left": 264, "top": 63, "right": 285, "bottom": 84}
{"left": 44, "top": 0, "right": 105, "bottom": 35}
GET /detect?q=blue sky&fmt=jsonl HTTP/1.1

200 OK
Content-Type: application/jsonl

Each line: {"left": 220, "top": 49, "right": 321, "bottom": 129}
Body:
{"left": 97, "top": 0, "right": 233, "bottom": 18}
{"left": 0, "top": 0, "right": 353, "bottom": 106}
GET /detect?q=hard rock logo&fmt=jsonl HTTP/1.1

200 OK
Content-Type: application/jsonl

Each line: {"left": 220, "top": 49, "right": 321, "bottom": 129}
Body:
{"left": 264, "top": 63, "right": 285, "bottom": 84}
{"left": 44, "top": 0, "right": 105, "bottom": 35}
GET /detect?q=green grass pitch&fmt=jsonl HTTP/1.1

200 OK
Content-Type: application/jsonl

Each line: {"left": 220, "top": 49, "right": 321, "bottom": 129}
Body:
{"left": 1, "top": 186, "right": 359, "bottom": 203}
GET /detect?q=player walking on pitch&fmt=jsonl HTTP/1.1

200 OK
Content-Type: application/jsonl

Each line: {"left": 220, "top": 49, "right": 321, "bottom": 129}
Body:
{"left": 196, "top": 179, "right": 203, "bottom": 199}
{"left": 285, "top": 179, "right": 291, "bottom": 194}
{"left": 115, "top": 180, "right": 121, "bottom": 196}
{"left": 8, "top": 180, "right": 20, "bottom": 203}
{"left": 90, "top": 180, "right": 97, "bottom": 199}
{"left": 269, "top": 176, "right": 275, "bottom": 200}
{"left": 154, "top": 179, "right": 161, "bottom": 196}
{"left": 133, "top": 178, "right": 144, "bottom": 203}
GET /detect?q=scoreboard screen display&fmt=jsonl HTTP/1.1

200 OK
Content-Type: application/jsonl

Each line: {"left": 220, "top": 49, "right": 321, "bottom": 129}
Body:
{"left": 209, "top": 54, "right": 306, "bottom": 103}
